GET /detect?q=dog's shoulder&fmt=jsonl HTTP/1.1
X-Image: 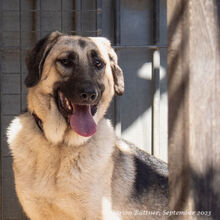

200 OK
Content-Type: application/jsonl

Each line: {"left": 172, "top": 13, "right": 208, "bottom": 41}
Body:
{"left": 7, "top": 112, "right": 44, "bottom": 153}
{"left": 129, "top": 142, "right": 168, "bottom": 197}
{"left": 112, "top": 139, "right": 168, "bottom": 209}
{"left": 115, "top": 139, "right": 168, "bottom": 175}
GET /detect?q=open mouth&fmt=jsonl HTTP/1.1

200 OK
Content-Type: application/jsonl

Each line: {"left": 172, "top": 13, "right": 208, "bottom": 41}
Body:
{"left": 56, "top": 90, "right": 98, "bottom": 137}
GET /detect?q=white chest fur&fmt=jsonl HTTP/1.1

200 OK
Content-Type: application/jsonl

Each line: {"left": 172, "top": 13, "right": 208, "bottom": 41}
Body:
{"left": 7, "top": 113, "right": 116, "bottom": 219}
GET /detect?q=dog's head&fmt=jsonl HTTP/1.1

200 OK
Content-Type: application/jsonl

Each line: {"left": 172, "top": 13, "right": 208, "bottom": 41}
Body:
{"left": 25, "top": 31, "right": 124, "bottom": 145}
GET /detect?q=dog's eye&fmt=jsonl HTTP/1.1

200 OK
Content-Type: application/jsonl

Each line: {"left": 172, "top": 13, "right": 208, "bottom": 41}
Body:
{"left": 58, "top": 59, "right": 73, "bottom": 67}
{"left": 94, "top": 58, "right": 104, "bottom": 70}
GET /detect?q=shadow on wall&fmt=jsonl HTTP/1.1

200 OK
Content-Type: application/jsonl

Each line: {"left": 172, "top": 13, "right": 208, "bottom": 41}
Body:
{"left": 168, "top": 0, "right": 220, "bottom": 219}
{"left": 168, "top": 0, "right": 190, "bottom": 214}
{"left": 191, "top": 167, "right": 220, "bottom": 219}
{"left": 111, "top": 48, "right": 167, "bottom": 133}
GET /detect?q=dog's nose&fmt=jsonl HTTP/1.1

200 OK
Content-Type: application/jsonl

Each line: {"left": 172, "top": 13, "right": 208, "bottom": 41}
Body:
{"left": 80, "top": 87, "right": 97, "bottom": 103}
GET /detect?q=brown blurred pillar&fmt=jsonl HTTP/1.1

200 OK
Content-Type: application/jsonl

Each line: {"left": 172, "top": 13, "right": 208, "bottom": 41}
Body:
{"left": 168, "top": 0, "right": 220, "bottom": 219}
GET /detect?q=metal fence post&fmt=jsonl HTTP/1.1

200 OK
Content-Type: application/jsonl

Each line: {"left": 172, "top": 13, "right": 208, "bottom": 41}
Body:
{"left": 152, "top": 0, "right": 160, "bottom": 157}
{"left": 114, "top": 0, "right": 121, "bottom": 137}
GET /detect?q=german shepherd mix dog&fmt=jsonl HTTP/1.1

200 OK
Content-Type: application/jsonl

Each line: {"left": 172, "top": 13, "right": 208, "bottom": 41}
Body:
{"left": 7, "top": 32, "right": 168, "bottom": 220}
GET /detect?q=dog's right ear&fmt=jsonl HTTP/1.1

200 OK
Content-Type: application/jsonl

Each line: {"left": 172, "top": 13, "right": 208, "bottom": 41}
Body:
{"left": 25, "top": 31, "right": 62, "bottom": 88}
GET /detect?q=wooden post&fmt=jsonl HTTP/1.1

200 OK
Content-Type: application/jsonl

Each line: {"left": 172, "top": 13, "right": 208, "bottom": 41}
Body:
{"left": 168, "top": 0, "right": 220, "bottom": 219}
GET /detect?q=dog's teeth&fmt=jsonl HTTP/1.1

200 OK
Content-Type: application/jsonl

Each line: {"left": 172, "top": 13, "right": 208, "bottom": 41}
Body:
{"left": 64, "top": 98, "right": 72, "bottom": 111}
{"left": 67, "top": 103, "right": 71, "bottom": 111}
{"left": 65, "top": 98, "right": 69, "bottom": 106}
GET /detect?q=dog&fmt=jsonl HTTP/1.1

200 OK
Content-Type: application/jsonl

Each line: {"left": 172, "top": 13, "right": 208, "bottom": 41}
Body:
{"left": 7, "top": 31, "right": 168, "bottom": 220}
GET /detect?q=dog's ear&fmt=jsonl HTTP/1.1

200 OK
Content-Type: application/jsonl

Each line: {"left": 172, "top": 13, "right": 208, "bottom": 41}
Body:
{"left": 89, "top": 37, "right": 124, "bottom": 96}
{"left": 108, "top": 48, "right": 124, "bottom": 96}
{"left": 25, "top": 31, "right": 62, "bottom": 88}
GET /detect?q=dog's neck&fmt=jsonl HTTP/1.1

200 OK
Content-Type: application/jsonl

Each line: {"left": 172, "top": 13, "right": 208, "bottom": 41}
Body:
{"left": 30, "top": 111, "right": 115, "bottom": 150}
{"left": 32, "top": 113, "right": 44, "bottom": 133}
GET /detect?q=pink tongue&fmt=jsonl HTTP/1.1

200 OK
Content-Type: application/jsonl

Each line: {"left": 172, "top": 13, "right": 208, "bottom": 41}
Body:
{"left": 69, "top": 105, "right": 97, "bottom": 137}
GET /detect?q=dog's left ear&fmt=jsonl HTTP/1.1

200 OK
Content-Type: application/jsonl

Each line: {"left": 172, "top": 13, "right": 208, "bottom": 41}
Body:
{"left": 90, "top": 37, "right": 124, "bottom": 96}
{"left": 108, "top": 48, "right": 124, "bottom": 96}
{"left": 25, "top": 31, "right": 62, "bottom": 88}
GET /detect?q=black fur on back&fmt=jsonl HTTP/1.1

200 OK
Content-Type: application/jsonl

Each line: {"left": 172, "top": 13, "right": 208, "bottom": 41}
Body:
{"left": 132, "top": 147, "right": 168, "bottom": 198}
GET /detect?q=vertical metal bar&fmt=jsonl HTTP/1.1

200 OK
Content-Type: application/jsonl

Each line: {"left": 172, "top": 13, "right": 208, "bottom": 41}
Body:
{"left": 0, "top": 0, "right": 3, "bottom": 218}
{"left": 19, "top": 0, "right": 22, "bottom": 114}
{"left": 31, "top": 0, "right": 37, "bottom": 43}
{"left": 39, "top": 0, "right": 42, "bottom": 38}
{"left": 80, "top": 0, "right": 82, "bottom": 35}
{"left": 152, "top": 0, "right": 160, "bottom": 157}
{"left": 96, "top": 0, "right": 102, "bottom": 36}
{"left": 115, "top": 0, "right": 121, "bottom": 45}
{"left": 75, "top": 0, "right": 81, "bottom": 35}
{"left": 153, "top": 0, "right": 160, "bottom": 44}
{"left": 152, "top": 49, "right": 160, "bottom": 156}
{"left": 19, "top": 1, "right": 24, "bottom": 218}
{"left": 71, "top": 0, "right": 78, "bottom": 35}
{"left": 114, "top": 0, "right": 121, "bottom": 136}
{"left": 61, "top": 0, "right": 63, "bottom": 32}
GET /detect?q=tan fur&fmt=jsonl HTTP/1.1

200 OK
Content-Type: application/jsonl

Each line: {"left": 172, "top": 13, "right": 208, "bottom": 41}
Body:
{"left": 8, "top": 114, "right": 116, "bottom": 220}
{"left": 7, "top": 33, "right": 168, "bottom": 220}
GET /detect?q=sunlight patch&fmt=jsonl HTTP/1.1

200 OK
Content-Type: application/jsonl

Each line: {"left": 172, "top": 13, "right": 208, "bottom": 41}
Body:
{"left": 7, "top": 117, "right": 23, "bottom": 145}
{"left": 102, "top": 197, "right": 121, "bottom": 220}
